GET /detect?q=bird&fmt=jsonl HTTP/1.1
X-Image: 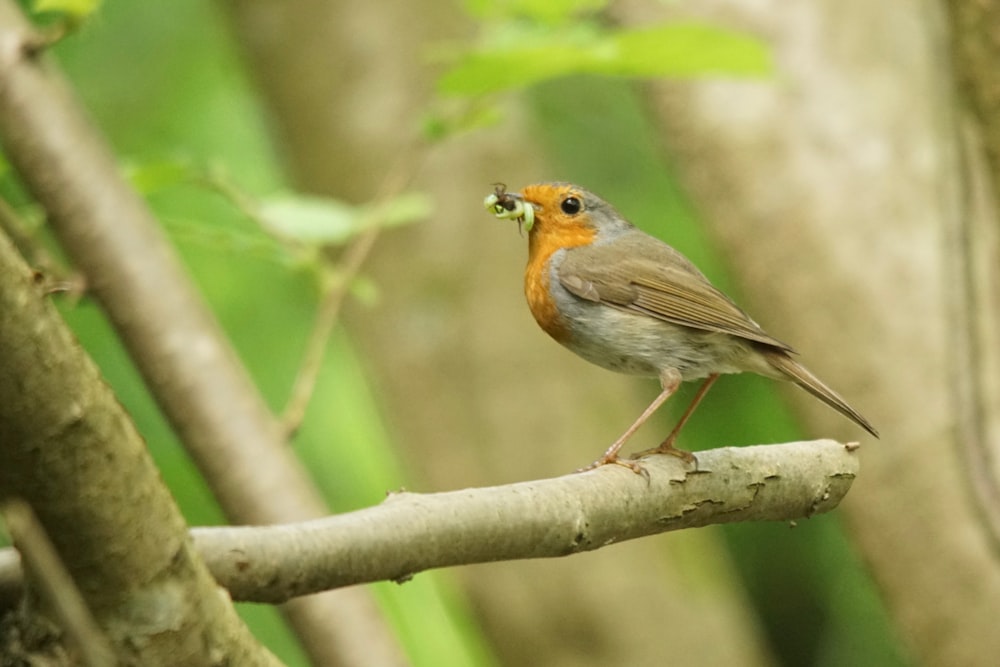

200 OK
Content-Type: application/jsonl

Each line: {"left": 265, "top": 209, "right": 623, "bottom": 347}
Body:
{"left": 484, "top": 182, "right": 878, "bottom": 473}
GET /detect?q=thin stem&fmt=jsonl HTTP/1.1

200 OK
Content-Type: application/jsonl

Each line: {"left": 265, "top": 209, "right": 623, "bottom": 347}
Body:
{"left": 281, "top": 155, "right": 416, "bottom": 435}
{"left": 1, "top": 499, "right": 117, "bottom": 667}
{"left": 282, "top": 225, "right": 380, "bottom": 434}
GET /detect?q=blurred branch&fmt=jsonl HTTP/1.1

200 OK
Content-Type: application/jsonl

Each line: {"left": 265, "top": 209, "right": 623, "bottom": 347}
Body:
{"left": 0, "top": 440, "right": 858, "bottom": 604}
{"left": 945, "top": 0, "right": 1000, "bottom": 556}
{"left": 0, "top": 2, "right": 406, "bottom": 664}
{"left": 0, "top": 548, "right": 20, "bottom": 611}
{"left": 946, "top": 0, "right": 1000, "bottom": 198}
{"left": 1, "top": 500, "right": 116, "bottom": 667}
{"left": 948, "top": 120, "right": 1000, "bottom": 554}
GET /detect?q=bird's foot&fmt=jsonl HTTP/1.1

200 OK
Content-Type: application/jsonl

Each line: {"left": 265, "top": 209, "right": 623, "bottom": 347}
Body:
{"left": 576, "top": 453, "right": 650, "bottom": 481}
{"left": 631, "top": 441, "right": 698, "bottom": 469}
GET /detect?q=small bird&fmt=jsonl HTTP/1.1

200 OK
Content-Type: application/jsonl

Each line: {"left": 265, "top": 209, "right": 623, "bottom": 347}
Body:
{"left": 485, "top": 182, "right": 878, "bottom": 473}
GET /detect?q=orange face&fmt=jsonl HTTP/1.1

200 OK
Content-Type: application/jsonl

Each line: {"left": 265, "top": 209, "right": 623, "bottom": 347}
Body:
{"left": 520, "top": 184, "right": 597, "bottom": 342}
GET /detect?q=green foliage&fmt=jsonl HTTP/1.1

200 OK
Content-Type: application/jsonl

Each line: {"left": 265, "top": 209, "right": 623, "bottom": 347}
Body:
{"left": 421, "top": 100, "right": 504, "bottom": 142}
{"left": 31, "top": 0, "right": 101, "bottom": 22}
{"left": 463, "top": 0, "right": 609, "bottom": 24}
{"left": 122, "top": 157, "right": 430, "bottom": 283}
{"left": 439, "top": 22, "right": 769, "bottom": 96}
{"left": 257, "top": 192, "right": 430, "bottom": 245}
{"left": 126, "top": 158, "right": 430, "bottom": 246}
{"left": 428, "top": 1, "right": 768, "bottom": 140}
{"left": 123, "top": 158, "right": 199, "bottom": 195}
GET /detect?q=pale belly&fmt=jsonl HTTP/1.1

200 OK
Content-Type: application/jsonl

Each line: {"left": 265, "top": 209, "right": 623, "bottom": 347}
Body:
{"left": 556, "top": 300, "right": 776, "bottom": 382}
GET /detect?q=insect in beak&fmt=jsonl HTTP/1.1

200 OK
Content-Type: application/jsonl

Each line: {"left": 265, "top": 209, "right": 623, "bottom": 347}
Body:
{"left": 484, "top": 183, "right": 535, "bottom": 234}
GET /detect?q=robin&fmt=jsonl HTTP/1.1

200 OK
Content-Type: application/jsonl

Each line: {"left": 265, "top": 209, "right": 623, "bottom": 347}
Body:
{"left": 485, "top": 182, "right": 878, "bottom": 473}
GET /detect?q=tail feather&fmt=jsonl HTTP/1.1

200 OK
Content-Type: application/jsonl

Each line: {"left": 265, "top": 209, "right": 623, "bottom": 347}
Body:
{"left": 762, "top": 350, "right": 879, "bottom": 439}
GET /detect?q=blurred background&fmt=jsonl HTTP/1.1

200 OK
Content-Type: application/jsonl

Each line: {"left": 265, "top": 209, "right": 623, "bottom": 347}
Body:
{"left": 7, "top": 0, "right": 1000, "bottom": 665}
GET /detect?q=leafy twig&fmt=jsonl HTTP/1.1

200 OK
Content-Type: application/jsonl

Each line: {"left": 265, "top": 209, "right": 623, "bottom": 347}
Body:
{"left": 281, "top": 225, "right": 380, "bottom": 434}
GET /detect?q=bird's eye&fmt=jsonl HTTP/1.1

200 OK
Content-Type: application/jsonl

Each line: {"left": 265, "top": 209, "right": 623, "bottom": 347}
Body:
{"left": 560, "top": 196, "right": 582, "bottom": 215}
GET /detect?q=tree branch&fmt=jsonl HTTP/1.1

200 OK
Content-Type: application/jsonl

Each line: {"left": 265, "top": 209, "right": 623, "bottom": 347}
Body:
{"left": 1, "top": 440, "right": 858, "bottom": 605}
{"left": 0, "top": 548, "right": 21, "bottom": 611}
{"left": 0, "top": 198, "right": 278, "bottom": 665}
{"left": 946, "top": 0, "right": 1000, "bottom": 199}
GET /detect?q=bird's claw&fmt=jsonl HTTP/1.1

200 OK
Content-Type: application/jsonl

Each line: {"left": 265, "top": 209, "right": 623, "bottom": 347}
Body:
{"left": 631, "top": 444, "right": 698, "bottom": 470}
{"left": 576, "top": 455, "right": 650, "bottom": 481}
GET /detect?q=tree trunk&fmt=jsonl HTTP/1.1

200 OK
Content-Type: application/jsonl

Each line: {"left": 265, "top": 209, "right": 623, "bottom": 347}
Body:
{"left": 616, "top": 1, "right": 1000, "bottom": 664}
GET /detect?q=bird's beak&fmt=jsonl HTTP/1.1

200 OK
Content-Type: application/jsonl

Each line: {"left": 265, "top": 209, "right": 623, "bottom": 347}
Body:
{"left": 484, "top": 190, "right": 535, "bottom": 234}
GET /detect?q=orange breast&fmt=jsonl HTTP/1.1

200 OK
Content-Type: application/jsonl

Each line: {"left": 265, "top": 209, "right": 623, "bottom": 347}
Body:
{"left": 524, "top": 220, "right": 596, "bottom": 343}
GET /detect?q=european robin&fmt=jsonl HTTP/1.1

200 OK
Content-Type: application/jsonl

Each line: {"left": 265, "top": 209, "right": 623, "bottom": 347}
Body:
{"left": 485, "top": 182, "right": 878, "bottom": 473}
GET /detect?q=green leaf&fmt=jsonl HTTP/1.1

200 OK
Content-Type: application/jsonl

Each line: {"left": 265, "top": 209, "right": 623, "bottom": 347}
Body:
{"left": 422, "top": 102, "right": 504, "bottom": 142}
{"left": 609, "top": 23, "right": 770, "bottom": 77}
{"left": 438, "top": 36, "right": 595, "bottom": 96}
{"left": 258, "top": 192, "right": 430, "bottom": 244}
{"left": 464, "top": 0, "right": 609, "bottom": 23}
{"left": 438, "top": 21, "right": 770, "bottom": 96}
{"left": 32, "top": 0, "right": 102, "bottom": 21}
{"left": 368, "top": 192, "right": 433, "bottom": 227}
{"left": 123, "top": 158, "right": 198, "bottom": 195}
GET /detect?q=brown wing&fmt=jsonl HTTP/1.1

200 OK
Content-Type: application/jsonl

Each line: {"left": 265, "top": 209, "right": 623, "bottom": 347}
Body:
{"left": 558, "top": 232, "right": 795, "bottom": 352}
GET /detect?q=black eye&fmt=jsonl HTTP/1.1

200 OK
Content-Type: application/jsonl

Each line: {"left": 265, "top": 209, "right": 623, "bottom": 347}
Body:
{"left": 560, "top": 196, "right": 582, "bottom": 215}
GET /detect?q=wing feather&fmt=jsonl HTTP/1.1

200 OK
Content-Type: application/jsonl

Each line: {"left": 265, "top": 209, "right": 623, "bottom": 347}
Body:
{"left": 558, "top": 234, "right": 794, "bottom": 352}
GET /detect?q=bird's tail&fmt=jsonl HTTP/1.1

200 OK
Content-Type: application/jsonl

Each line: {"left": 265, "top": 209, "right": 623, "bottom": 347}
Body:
{"left": 762, "top": 350, "right": 879, "bottom": 438}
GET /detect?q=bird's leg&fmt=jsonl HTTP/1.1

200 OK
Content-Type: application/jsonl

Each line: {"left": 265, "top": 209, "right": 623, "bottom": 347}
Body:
{"left": 633, "top": 373, "right": 719, "bottom": 464}
{"left": 577, "top": 368, "right": 682, "bottom": 474}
